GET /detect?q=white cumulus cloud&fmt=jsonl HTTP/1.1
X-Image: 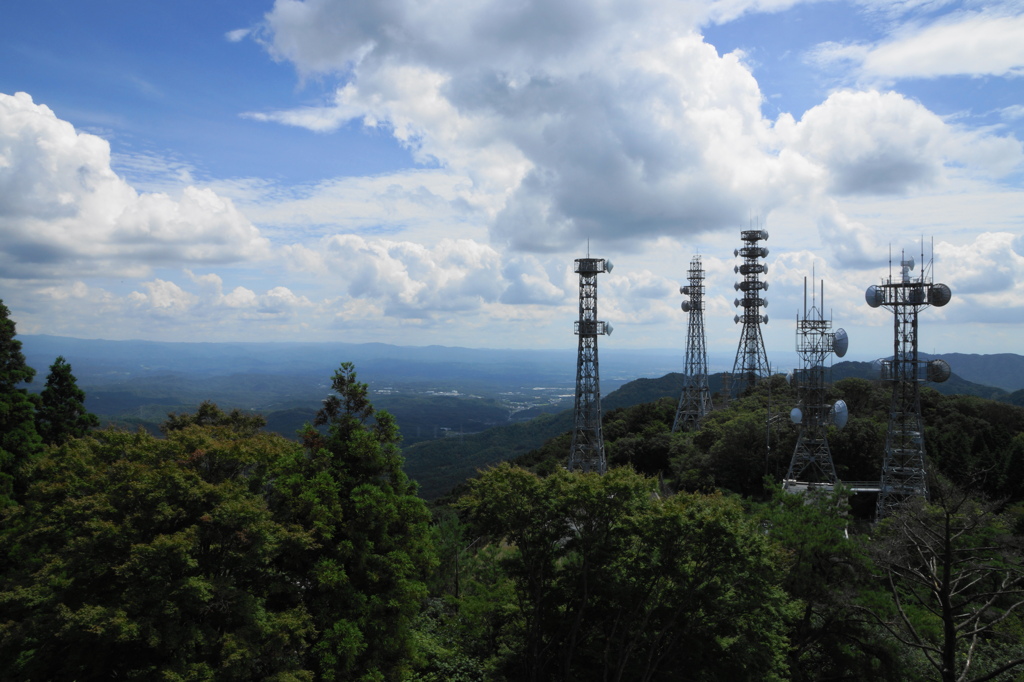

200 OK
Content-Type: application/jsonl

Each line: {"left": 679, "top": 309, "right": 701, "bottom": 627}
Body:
{"left": 0, "top": 92, "right": 271, "bottom": 280}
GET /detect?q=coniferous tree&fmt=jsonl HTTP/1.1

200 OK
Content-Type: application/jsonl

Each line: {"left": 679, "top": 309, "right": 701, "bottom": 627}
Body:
{"left": 275, "top": 362, "right": 436, "bottom": 680}
{"left": 0, "top": 300, "right": 41, "bottom": 506}
{"left": 34, "top": 355, "right": 99, "bottom": 446}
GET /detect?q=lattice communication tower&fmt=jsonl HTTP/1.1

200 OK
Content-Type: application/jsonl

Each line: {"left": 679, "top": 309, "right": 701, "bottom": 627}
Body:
{"left": 673, "top": 255, "right": 712, "bottom": 432}
{"left": 783, "top": 276, "right": 850, "bottom": 492}
{"left": 731, "top": 227, "right": 771, "bottom": 394}
{"left": 866, "top": 246, "right": 951, "bottom": 518}
{"left": 569, "top": 256, "right": 614, "bottom": 473}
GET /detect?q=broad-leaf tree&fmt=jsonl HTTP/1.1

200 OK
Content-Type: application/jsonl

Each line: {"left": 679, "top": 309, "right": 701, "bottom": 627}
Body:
{"left": 460, "top": 464, "right": 793, "bottom": 681}
{"left": 0, "top": 417, "right": 314, "bottom": 680}
{"left": 34, "top": 355, "right": 99, "bottom": 446}
{"left": 0, "top": 299, "right": 41, "bottom": 506}
{"left": 1, "top": 365, "right": 437, "bottom": 681}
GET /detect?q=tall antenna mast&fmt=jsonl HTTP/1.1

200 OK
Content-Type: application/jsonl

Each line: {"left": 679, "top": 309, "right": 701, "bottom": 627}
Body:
{"left": 731, "top": 222, "right": 771, "bottom": 394}
{"left": 783, "top": 274, "right": 850, "bottom": 492}
{"left": 569, "top": 254, "right": 613, "bottom": 473}
{"left": 673, "top": 255, "right": 712, "bottom": 432}
{"left": 866, "top": 242, "right": 951, "bottom": 518}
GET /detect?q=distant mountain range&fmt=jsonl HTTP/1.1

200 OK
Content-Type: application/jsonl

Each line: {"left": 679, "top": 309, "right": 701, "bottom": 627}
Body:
{"left": 20, "top": 335, "right": 1024, "bottom": 393}
{"left": 15, "top": 335, "right": 1024, "bottom": 498}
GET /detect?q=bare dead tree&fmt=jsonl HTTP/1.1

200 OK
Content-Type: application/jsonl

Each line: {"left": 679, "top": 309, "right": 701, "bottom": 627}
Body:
{"left": 865, "top": 479, "right": 1024, "bottom": 682}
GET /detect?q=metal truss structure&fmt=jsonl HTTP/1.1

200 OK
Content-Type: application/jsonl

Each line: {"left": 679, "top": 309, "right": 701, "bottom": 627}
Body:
{"left": 569, "top": 256, "right": 613, "bottom": 473}
{"left": 731, "top": 227, "right": 771, "bottom": 394}
{"left": 673, "top": 255, "right": 712, "bottom": 432}
{"left": 783, "top": 276, "right": 849, "bottom": 492}
{"left": 866, "top": 247, "right": 951, "bottom": 518}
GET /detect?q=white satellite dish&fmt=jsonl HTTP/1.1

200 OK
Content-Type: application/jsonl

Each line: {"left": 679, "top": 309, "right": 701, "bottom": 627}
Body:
{"left": 833, "top": 328, "right": 849, "bottom": 358}
{"left": 605, "top": 259, "right": 614, "bottom": 273}
{"left": 790, "top": 407, "right": 802, "bottom": 424}
{"left": 604, "top": 322, "right": 614, "bottom": 336}
{"left": 830, "top": 400, "right": 849, "bottom": 430}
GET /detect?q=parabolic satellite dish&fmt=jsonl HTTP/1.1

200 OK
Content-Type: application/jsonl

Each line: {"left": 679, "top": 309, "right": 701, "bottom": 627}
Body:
{"left": 927, "top": 359, "right": 951, "bottom": 383}
{"left": 865, "top": 285, "right": 883, "bottom": 308}
{"left": 833, "top": 328, "right": 849, "bottom": 358}
{"left": 790, "top": 407, "right": 802, "bottom": 424}
{"left": 829, "top": 400, "right": 849, "bottom": 430}
{"left": 930, "top": 283, "right": 951, "bottom": 307}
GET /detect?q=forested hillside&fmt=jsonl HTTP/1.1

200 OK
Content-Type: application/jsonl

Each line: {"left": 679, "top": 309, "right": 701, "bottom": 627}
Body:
{"left": 5, "top": 301, "right": 1024, "bottom": 681}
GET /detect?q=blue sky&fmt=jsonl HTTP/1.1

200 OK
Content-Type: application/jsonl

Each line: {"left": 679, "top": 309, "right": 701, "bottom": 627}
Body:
{"left": 1, "top": 0, "right": 1023, "bottom": 367}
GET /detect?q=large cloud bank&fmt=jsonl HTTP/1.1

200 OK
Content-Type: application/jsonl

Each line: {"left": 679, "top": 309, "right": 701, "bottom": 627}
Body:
{"left": 250, "top": 0, "right": 1021, "bottom": 255}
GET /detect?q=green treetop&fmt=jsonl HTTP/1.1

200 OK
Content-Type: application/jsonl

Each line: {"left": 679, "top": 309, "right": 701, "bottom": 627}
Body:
{"left": 34, "top": 355, "right": 99, "bottom": 446}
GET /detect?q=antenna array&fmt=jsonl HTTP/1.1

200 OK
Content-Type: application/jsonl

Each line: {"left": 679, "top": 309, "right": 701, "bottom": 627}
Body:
{"left": 866, "top": 245, "right": 952, "bottom": 518}
{"left": 731, "top": 226, "right": 771, "bottom": 393}
{"left": 783, "top": 276, "right": 849, "bottom": 492}
{"left": 673, "top": 255, "right": 712, "bottom": 432}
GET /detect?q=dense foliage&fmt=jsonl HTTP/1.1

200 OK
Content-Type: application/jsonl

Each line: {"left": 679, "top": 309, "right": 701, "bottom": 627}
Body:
{"left": 0, "top": 366, "right": 435, "bottom": 681}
